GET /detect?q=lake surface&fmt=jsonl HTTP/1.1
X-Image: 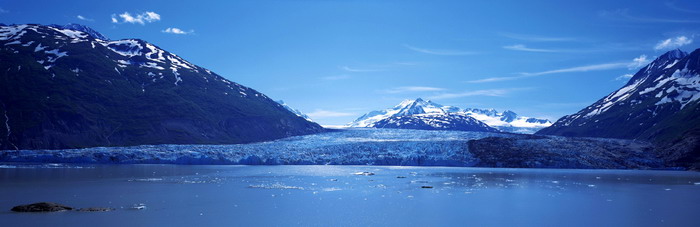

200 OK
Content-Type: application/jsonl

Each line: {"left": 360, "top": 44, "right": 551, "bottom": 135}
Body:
{"left": 1, "top": 164, "right": 699, "bottom": 226}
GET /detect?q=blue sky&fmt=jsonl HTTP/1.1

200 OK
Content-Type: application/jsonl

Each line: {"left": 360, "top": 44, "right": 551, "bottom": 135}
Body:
{"left": 2, "top": 0, "right": 700, "bottom": 125}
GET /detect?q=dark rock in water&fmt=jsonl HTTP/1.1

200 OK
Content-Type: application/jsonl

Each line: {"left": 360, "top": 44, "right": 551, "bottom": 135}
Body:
{"left": 421, "top": 186, "right": 434, "bottom": 189}
{"left": 77, "top": 207, "right": 114, "bottom": 212}
{"left": 397, "top": 176, "right": 407, "bottom": 178}
{"left": 11, "top": 202, "right": 73, "bottom": 212}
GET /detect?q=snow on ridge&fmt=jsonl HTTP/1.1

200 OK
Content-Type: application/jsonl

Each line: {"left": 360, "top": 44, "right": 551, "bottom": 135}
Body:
{"left": 277, "top": 100, "right": 314, "bottom": 122}
{"left": 0, "top": 25, "right": 28, "bottom": 41}
{"left": 47, "top": 26, "right": 89, "bottom": 40}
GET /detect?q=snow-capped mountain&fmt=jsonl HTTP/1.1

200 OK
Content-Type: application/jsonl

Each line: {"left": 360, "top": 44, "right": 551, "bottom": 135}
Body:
{"left": 348, "top": 98, "right": 551, "bottom": 133}
{"left": 0, "top": 24, "right": 323, "bottom": 150}
{"left": 349, "top": 98, "right": 451, "bottom": 127}
{"left": 372, "top": 114, "right": 499, "bottom": 132}
{"left": 277, "top": 100, "right": 313, "bottom": 122}
{"left": 537, "top": 48, "right": 700, "bottom": 167}
{"left": 462, "top": 108, "right": 552, "bottom": 133}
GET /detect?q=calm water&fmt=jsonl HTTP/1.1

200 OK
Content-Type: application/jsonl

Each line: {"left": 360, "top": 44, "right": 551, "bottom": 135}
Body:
{"left": 1, "top": 164, "right": 699, "bottom": 226}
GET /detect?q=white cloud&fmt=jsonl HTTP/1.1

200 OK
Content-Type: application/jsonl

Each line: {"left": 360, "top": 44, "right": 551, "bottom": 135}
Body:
{"left": 384, "top": 86, "right": 445, "bottom": 94}
{"left": 76, "top": 15, "right": 93, "bottom": 21}
{"left": 306, "top": 110, "right": 356, "bottom": 118}
{"left": 112, "top": 11, "right": 161, "bottom": 25}
{"left": 654, "top": 36, "right": 693, "bottom": 50}
{"left": 503, "top": 44, "right": 558, "bottom": 53}
{"left": 404, "top": 44, "right": 477, "bottom": 56}
{"left": 162, "top": 27, "right": 193, "bottom": 35}
{"left": 627, "top": 55, "right": 650, "bottom": 69}
{"left": 428, "top": 89, "right": 516, "bottom": 99}
{"left": 615, "top": 74, "right": 634, "bottom": 81}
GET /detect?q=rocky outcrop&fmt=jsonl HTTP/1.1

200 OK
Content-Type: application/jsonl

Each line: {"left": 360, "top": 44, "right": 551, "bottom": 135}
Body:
{"left": 11, "top": 202, "right": 73, "bottom": 212}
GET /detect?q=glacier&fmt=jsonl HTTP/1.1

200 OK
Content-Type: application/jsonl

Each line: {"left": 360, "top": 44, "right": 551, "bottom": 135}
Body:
{"left": 0, "top": 128, "right": 663, "bottom": 169}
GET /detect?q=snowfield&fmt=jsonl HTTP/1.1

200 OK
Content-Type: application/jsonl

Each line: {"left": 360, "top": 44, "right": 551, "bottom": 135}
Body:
{"left": 0, "top": 128, "right": 664, "bottom": 169}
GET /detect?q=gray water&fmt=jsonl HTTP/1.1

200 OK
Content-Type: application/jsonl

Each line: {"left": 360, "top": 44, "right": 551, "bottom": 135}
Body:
{"left": 1, "top": 164, "right": 699, "bottom": 226}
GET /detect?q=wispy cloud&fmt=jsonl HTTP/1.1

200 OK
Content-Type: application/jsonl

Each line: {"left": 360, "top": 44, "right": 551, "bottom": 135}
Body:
{"left": 340, "top": 62, "right": 419, "bottom": 73}
{"left": 503, "top": 44, "right": 559, "bottom": 53}
{"left": 615, "top": 73, "right": 634, "bottom": 81}
{"left": 600, "top": 9, "right": 700, "bottom": 23}
{"left": 321, "top": 75, "right": 351, "bottom": 80}
{"left": 500, "top": 32, "right": 575, "bottom": 42}
{"left": 340, "top": 66, "right": 385, "bottom": 72}
{"left": 0, "top": 8, "right": 9, "bottom": 14}
{"left": 306, "top": 110, "right": 357, "bottom": 118}
{"left": 76, "top": 15, "right": 94, "bottom": 22}
{"left": 654, "top": 36, "right": 693, "bottom": 50}
{"left": 428, "top": 88, "right": 521, "bottom": 100}
{"left": 383, "top": 86, "right": 445, "bottom": 94}
{"left": 521, "top": 62, "right": 628, "bottom": 76}
{"left": 162, "top": 27, "right": 194, "bottom": 35}
{"left": 665, "top": 2, "right": 700, "bottom": 14}
{"left": 467, "top": 56, "right": 647, "bottom": 83}
{"left": 111, "top": 11, "right": 161, "bottom": 25}
{"left": 340, "top": 66, "right": 387, "bottom": 73}
{"left": 404, "top": 44, "right": 477, "bottom": 56}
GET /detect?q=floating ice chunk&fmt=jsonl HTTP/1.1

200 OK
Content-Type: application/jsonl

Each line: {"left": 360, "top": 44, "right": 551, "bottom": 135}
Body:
{"left": 353, "top": 172, "right": 375, "bottom": 176}
{"left": 130, "top": 204, "right": 147, "bottom": 210}
{"left": 129, "top": 178, "right": 164, "bottom": 182}
{"left": 322, "top": 187, "right": 342, "bottom": 192}
{"left": 248, "top": 183, "right": 304, "bottom": 190}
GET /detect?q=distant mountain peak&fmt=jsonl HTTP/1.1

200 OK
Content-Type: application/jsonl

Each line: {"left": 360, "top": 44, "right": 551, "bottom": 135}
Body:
{"left": 348, "top": 98, "right": 552, "bottom": 133}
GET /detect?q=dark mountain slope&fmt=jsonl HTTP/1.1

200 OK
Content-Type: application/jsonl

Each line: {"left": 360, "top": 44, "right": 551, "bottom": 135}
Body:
{"left": 0, "top": 24, "right": 323, "bottom": 150}
{"left": 537, "top": 49, "right": 700, "bottom": 168}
